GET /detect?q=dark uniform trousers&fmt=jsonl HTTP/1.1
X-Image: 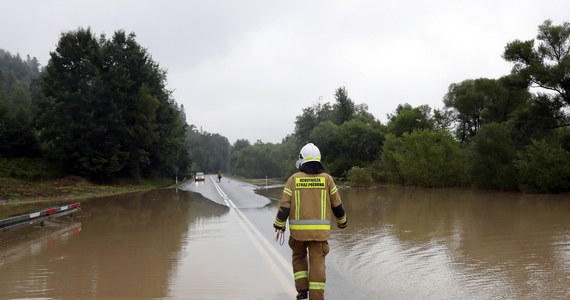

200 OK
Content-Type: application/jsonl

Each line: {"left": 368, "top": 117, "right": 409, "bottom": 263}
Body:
{"left": 289, "top": 237, "right": 330, "bottom": 300}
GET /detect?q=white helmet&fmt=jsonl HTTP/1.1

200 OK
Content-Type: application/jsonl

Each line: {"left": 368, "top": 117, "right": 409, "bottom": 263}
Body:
{"left": 295, "top": 143, "right": 321, "bottom": 169}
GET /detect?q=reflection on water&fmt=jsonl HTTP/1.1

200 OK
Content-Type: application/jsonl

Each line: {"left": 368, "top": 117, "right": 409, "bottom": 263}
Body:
{"left": 258, "top": 186, "right": 570, "bottom": 298}
{"left": 0, "top": 221, "right": 81, "bottom": 269}
{"left": 0, "top": 189, "right": 229, "bottom": 299}
{"left": 326, "top": 187, "right": 570, "bottom": 299}
{"left": 0, "top": 188, "right": 293, "bottom": 300}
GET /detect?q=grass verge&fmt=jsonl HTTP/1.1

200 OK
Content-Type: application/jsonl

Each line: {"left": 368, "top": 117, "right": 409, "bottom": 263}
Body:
{"left": 0, "top": 176, "right": 171, "bottom": 206}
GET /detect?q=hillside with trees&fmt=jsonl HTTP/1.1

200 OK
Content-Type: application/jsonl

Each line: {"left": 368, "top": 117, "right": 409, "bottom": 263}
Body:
{"left": 186, "top": 126, "right": 231, "bottom": 174}
{"left": 0, "top": 49, "right": 42, "bottom": 159}
{"left": 1, "top": 28, "right": 191, "bottom": 182}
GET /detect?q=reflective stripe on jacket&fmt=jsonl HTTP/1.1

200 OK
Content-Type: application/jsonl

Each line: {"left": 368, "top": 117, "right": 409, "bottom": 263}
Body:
{"left": 277, "top": 172, "right": 343, "bottom": 241}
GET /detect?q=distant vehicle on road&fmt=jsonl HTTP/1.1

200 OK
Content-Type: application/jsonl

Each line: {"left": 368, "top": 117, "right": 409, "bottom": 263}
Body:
{"left": 195, "top": 172, "right": 205, "bottom": 181}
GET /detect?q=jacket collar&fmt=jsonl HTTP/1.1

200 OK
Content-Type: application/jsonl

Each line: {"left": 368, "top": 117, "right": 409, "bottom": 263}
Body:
{"left": 299, "top": 161, "right": 325, "bottom": 174}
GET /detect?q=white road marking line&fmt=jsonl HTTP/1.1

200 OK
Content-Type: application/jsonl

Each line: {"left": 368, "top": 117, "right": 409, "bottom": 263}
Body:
{"left": 209, "top": 176, "right": 295, "bottom": 295}
{"left": 210, "top": 177, "right": 292, "bottom": 268}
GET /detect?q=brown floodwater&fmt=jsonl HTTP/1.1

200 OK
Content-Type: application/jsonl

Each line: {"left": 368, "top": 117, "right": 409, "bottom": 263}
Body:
{"left": 0, "top": 189, "right": 292, "bottom": 299}
{"left": 1, "top": 185, "right": 569, "bottom": 299}
{"left": 325, "top": 186, "right": 570, "bottom": 299}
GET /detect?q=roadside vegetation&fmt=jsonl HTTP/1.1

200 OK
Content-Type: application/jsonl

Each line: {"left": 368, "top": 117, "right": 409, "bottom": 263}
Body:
{"left": 1, "top": 20, "right": 569, "bottom": 196}
{"left": 0, "top": 176, "right": 153, "bottom": 206}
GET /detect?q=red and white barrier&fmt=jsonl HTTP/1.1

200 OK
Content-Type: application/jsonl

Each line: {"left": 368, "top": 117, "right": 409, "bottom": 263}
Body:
{"left": 0, "top": 202, "right": 81, "bottom": 232}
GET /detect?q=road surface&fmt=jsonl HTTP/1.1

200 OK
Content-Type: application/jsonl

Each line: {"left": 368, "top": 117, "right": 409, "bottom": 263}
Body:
{"left": 178, "top": 175, "right": 370, "bottom": 300}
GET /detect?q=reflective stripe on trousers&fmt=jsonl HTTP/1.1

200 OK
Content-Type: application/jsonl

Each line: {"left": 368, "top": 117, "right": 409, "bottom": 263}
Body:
{"left": 294, "top": 270, "right": 308, "bottom": 280}
{"left": 310, "top": 281, "right": 325, "bottom": 290}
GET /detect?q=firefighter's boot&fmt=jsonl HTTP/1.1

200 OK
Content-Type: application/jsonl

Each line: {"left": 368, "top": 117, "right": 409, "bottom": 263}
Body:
{"left": 296, "top": 290, "right": 308, "bottom": 299}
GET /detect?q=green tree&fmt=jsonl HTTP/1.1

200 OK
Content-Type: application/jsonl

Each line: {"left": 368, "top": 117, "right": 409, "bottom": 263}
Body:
{"left": 346, "top": 166, "right": 373, "bottom": 187}
{"left": 444, "top": 76, "right": 529, "bottom": 143}
{"left": 380, "top": 130, "right": 464, "bottom": 187}
{"left": 515, "top": 139, "right": 570, "bottom": 192}
{"left": 354, "top": 103, "right": 377, "bottom": 124}
{"left": 482, "top": 75, "right": 530, "bottom": 124}
{"left": 296, "top": 93, "right": 385, "bottom": 177}
{"left": 503, "top": 19, "right": 570, "bottom": 107}
{"left": 102, "top": 32, "right": 161, "bottom": 177}
{"left": 103, "top": 31, "right": 189, "bottom": 178}
{"left": 229, "top": 135, "right": 300, "bottom": 179}
{"left": 0, "top": 108, "right": 39, "bottom": 157}
{"left": 38, "top": 28, "right": 118, "bottom": 180}
{"left": 432, "top": 108, "right": 454, "bottom": 131}
{"left": 330, "top": 119, "right": 385, "bottom": 176}
{"left": 232, "top": 139, "right": 251, "bottom": 153}
{"left": 294, "top": 101, "right": 334, "bottom": 143}
{"left": 466, "top": 123, "right": 518, "bottom": 190}
{"left": 186, "top": 128, "right": 230, "bottom": 173}
{"left": 444, "top": 79, "right": 484, "bottom": 142}
{"left": 0, "top": 49, "right": 40, "bottom": 84}
{"left": 149, "top": 98, "right": 190, "bottom": 178}
{"left": 230, "top": 142, "right": 282, "bottom": 178}
{"left": 0, "top": 49, "right": 42, "bottom": 158}
{"left": 294, "top": 87, "right": 361, "bottom": 143}
{"left": 270, "top": 135, "right": 300, "bottom": 177}
{"left": 507, "top": 94, "right": 567, "bottom": 147}
{"left": 333, "top": 86, "right": 355, "bottom": 125}
{"left": 386, "top": 103, "right": 435, "bottom": 137}
{"left": 38, "top": 28, "right": 189, "bottom": 181}
{"left": 308, "top": 121, "right": 339, "bottom": 164}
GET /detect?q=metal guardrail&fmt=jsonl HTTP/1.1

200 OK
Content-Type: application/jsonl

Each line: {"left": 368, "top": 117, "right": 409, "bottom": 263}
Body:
{"left": 0, "top": 202, "right": 81, "bottom": 233}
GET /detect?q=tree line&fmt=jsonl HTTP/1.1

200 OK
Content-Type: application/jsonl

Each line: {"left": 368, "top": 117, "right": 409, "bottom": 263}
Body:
{"left": 230, "top": 20, "right": 570, "bottom": 193}
{"left": 185, "top": 126, "right": 231, "bottom": 175}
{"left": 1, "top": 28, "right": 191, "bottom": 181}
{"left": 0, "top": 50, "right": 43, "bottom": 161}
{"left": 1, "top": 21, "right": 568, "bottom": 192}
{"left": 0, "top": 28, "right": 239, "bottom": 182}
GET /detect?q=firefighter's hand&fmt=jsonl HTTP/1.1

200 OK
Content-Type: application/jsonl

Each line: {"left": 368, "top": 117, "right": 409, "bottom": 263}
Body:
{"left": 337, "top": 217, "right": 348, "bottom": 229}
{"left": 274, "top": 224, "right": 286, "bottom": 232}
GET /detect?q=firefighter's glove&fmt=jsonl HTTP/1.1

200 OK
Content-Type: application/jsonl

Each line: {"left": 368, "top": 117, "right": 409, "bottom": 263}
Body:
{"left": 274, "top": 224, "right": 286, "bottom": 232}
{"left": 337, "top": 216, "right": 348, "bottom": 229}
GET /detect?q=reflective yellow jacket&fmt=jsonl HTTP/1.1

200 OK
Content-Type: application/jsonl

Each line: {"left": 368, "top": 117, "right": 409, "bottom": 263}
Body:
{"left": 275, "top": 171, "right": 346, "bottom": 241}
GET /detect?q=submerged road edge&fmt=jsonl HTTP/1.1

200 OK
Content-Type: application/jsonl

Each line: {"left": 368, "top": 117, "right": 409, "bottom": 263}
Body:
{"left": 209, "top": 176, "right": 296, "bottom": 297}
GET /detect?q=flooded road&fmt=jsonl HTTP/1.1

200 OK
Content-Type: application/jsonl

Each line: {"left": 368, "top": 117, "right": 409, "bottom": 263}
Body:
{"left": 0, "top": 186, "right": 295, "bottom": 299}
{"left": 1, "top": 179, "right": 569, "bottom": 299}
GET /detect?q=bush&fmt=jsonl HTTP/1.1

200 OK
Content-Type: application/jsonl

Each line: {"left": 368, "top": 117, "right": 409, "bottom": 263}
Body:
{"left": 346, "top": 166, "right": 373, "bottom": 187}
{"left": 467, "top": 123, "right": 518, "bottom": 190}
{"left": 0, "top": 158, "right": 59, "bottom": 180}
{"left": 380, "top": 130, "right": 464, "bottom": 187}
{"left": 515, "top": 139, "right": 570, "bottom": 193}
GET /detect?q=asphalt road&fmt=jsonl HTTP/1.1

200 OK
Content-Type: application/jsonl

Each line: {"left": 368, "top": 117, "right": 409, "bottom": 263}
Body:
{"left": 178, "top": 175, "right": 370, "bottom": 300}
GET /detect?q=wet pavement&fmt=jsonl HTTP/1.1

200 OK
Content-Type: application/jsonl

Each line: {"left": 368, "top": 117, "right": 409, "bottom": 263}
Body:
{"left": 178, "top": 176, "right": 370, "bottom": 300}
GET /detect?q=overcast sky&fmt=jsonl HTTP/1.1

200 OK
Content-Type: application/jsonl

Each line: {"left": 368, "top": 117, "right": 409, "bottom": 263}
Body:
{"left": 1, "top": 0, "right": 568, "bottom": 144}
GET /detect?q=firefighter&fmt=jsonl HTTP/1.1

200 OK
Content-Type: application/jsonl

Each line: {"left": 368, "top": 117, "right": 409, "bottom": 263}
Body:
{"left": 273, "top": 143, "right": 348, "bottom": 300}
